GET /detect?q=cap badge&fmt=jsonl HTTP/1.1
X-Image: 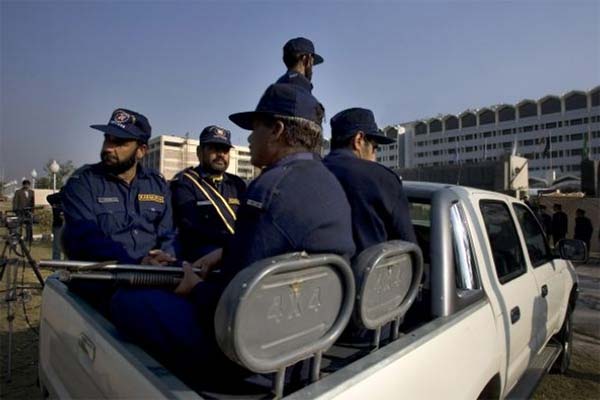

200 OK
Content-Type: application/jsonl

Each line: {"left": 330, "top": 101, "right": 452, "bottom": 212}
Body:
{"left": 113, "top": 110, "right": 133, "bottom": 124}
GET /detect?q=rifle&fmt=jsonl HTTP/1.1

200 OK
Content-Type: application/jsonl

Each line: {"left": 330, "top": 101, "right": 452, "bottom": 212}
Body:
{"left": 38, "top": 260, "right": 207, "bottom": 287}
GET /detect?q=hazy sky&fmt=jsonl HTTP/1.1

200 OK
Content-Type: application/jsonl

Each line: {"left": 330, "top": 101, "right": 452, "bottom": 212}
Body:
{"left": 1, "top": 0, "right": 599, "bottom": 181}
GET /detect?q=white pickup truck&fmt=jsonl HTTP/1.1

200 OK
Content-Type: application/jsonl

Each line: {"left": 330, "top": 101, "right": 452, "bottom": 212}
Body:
{"left": 38, "top": 182, "right": 586, "bottom": 399}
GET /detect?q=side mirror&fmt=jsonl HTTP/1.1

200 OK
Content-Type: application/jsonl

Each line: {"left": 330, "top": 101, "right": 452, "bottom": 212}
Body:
{"left": 557, "top": 239, "right": 588, "bottom": 263}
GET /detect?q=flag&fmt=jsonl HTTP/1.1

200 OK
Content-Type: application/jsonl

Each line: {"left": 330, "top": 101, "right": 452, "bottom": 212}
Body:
{"left": 542, "top": 132, "right": 551, "bottom": 157}
{"left": 483, "top": 138, "right": 488, "bottom": 160}
{"left": 510, "top": 137, "right": 518, "bottom": 156}
{"left": 454, "top": 141, "right": 460, "bottom": 164}
{"left": 583, "top": 128, "right": 590, "bottom": 160}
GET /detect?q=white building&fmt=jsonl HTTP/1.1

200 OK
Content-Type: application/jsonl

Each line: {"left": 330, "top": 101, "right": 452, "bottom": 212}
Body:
{"left": 376, "top": 125, "right": 406, "bottom": 169}
{"left": 380, "top": 86, "right": 600, "bottom": 179}
{"left": 142, "top": 134, "right": 258, "bottom": 181}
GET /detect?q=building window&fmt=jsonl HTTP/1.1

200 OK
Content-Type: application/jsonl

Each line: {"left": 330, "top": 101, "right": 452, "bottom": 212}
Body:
{"left": 523, "top": 125, "right": 534, "bottom": 132}
{"left": 541, "top": 97, "right": 561, "bottom": 115}
{"left": 415, "top": 122, "right": 427, "bottom": 135}
{"left": 479, "top": 109, "right": 495, "bottom": 125}
{"left": 498, "top": 106, "right": 516, "bottom": 122}
{"left": 445, "top": 116, "right": 459, "bottom": 130}
{"left": 545, "top": 122, "right": 557, "bottom": 129}
{"left": 502, "top": 129, "right": 512, "bottom": 136}
{"left": 571, "top": 118, "right": 583, "bottom": 126}
{"left": 570, "top": 133, "right": 583, "bottom": 141}
{"left": 430, "top": 119, "right": 442, "bottom": 133}
{"left": 483, "top": 131, "right": 493, "bottom": 138}
{"left": 461, "top": 113, "right": 476, "bottom": 128}
{"left": 565, "top": 92, "right": 587, "bottom": 111}
{"left": 518, "top": 101, "right": 537, "bottom": 118}
{"left": 592, "top": 88, "right": 600, "bottom": 107}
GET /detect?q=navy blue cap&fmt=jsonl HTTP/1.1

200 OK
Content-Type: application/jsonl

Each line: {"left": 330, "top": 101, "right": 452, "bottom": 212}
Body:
{"left": 283, "top": 37, "right": 324, "bottom": 65}
{"left": 90, "top": 108, "right": 151, "bottom": 143}
{"left": 200, "top": 125, "right": 233, "bottom": 148}
{"left": 229, "top": 83, "right": 323, "bottom": 130}
{"left": 330, "top": 108, "right": 394, "bottom": 145}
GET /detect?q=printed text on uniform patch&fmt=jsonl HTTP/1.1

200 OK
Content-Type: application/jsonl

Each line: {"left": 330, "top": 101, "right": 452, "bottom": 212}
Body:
{"left": 138, "top": 194, "right": 165, "bottom": 204}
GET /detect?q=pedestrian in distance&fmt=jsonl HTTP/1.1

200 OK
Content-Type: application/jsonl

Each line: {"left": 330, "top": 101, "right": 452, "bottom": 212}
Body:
{"left": 574, "top": 208, "right": 593, "bottom": 251}
{"left": 551, "top": 203, "right": 568, "bottom": 246}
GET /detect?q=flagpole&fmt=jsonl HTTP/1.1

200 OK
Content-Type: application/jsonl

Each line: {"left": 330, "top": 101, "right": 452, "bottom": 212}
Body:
{"left": 549, "top": 130, "right": 553, "bottom": 182}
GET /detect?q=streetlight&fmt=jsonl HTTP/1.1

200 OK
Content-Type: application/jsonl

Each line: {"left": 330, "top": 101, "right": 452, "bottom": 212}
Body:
{"left": 49, "top": 160, "right": 60, "bottom": 193}
{"left": 31, "top": 169, "right": 37, "bottom": 189}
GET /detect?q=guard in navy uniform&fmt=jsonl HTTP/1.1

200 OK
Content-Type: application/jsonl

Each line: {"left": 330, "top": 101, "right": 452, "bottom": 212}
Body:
{"left": 551, "top": 203, "right": 568, "bottom": 246}
{"left": 323, "top": 108, "right": 416, "bottom": 345}
{"left": 324, "top": 108, "right": 416, "bottom": 256}
{"left": 110, "top": 84, "right": 355, "bottom": 388}
{"left": 171, "top": 126, "right": 246, "bottom": 262}
{"left": 62, "top": 108, "right": 176, "bottom": 313}
{"left": 275, "top": 37, "right": 323, "bottom": 92}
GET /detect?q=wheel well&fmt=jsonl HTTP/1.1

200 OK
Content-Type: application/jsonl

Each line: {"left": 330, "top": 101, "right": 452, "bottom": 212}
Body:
{"left": 569, "top": 284, "right": 578, "bottom": 311}
{"left": 478, "top": 374, "right": 501, "bottom": 400}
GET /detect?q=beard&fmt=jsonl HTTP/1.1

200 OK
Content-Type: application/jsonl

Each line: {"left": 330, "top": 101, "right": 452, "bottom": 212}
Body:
{"left": 101, "top": 150, "right": 138, "bottom": 175}
{"left": 305, "top": 65, "right": 313, "bottom": 81}
{"left": 203, "top": 156, "right": 228, "bottom": 174}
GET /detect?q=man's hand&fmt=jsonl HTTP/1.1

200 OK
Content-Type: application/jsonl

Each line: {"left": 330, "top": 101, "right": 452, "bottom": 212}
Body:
{"left": 192, "top": 248, "right": 223, "bottom": 279}
{"left": 140, "top": 249, "right": 176, "bottom": 266}
{"left": 174, "top": 262, "right": 202, "bottom": 296}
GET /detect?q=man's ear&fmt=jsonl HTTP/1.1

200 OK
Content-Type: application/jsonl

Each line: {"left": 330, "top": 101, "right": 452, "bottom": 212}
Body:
{"left": 351, "top": 131, "right": 365, "bottom": 151}
{"left": 196, "top": 145, "right": 202, "bottom": 162}
{"left": 136, "top": 143, "right": 148, "bottom": 160}
{"left": 270, "top": 120, "right": 286, "bottom": 143}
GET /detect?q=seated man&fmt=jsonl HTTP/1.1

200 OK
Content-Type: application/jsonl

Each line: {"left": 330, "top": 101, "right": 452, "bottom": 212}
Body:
{"left": 323, "top": 108, "right": 417, "bottom": 344}
{"left": 324, "top": 107, "right": 416, "bottom": 255}
{"left": 61, "top": 108, "right": 176, "bottom": 311}
{"left": 110, "top": 84, "right": 355, "bottom": 387}
{"left": 171, "top": 125, "right": 246, "bottom": 262}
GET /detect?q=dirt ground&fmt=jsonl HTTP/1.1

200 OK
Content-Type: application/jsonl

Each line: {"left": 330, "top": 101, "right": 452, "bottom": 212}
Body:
{"left": 0, "top": 238, "right": 599, "bottom": 399}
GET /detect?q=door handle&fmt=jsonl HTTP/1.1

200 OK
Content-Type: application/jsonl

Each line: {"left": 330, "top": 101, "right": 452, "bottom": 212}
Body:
{"left": 78, "top": 333, "right": 96, "bottom": 362}
{"left": 511, "top": 306, "right": 520, "bottom": 324}
{"left": 541, "top": 284, "right": 549, "bottom": 298}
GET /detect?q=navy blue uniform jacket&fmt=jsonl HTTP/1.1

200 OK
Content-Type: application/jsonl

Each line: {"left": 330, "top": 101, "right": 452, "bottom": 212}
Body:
{"left": 276, "top": 71, "right": 313, "bottom": 92}
{"left": 323, "top": 149, "right": 416, "bottom": 256}
{"left": 170, "top": 167, "right": 246, "bottom": 262}
{"left": 62, "top": 163, "right": 176, "bottom": 263}
{"left": 189, "top": 152, "right": 355, "bottom": 317}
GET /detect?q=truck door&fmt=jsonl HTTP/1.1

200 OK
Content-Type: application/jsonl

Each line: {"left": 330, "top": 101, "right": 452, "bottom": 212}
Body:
{"left": 512, "top": 203, "right": 565, "bottom": 347}
{"left": 479, "top": 200, "right": 539, "bottom": 393}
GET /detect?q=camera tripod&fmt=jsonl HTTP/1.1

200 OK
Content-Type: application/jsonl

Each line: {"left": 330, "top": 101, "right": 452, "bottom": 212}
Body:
{"left": 0, "top": 227, "right": 45, "bottom": 383}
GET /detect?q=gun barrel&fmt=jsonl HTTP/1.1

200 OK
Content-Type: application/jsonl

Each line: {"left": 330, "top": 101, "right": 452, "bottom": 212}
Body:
{"left": 39, "top": 260, "right": 203, "bottom": 274}
{"left": 57, "top": 270, "right": 182, "bottom": 287}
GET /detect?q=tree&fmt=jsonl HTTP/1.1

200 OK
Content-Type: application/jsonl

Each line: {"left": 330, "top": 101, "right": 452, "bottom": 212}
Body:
{"left": 36, "top": 160, "right": 76, "bottom": 190}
